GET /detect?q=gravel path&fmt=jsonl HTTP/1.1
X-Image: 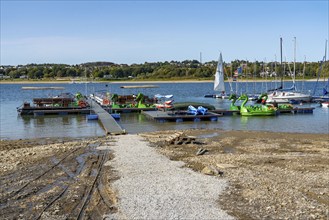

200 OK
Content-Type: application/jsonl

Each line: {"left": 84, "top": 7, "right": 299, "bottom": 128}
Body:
{"left": 105, "top": 134, "right": 233, "bottom": 219}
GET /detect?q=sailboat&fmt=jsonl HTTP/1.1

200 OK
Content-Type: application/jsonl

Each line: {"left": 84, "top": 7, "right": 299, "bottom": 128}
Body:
{"left": 267, "top": 37, "right": 312, "bottom": 103}
{"left": 204, "top": 52, "right": 228, "bottom": 98}
{"left": 312, "top": 39, "right": 329, "bottom": 104}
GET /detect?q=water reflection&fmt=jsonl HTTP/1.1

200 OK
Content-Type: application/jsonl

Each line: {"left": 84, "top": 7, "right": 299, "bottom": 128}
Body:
{"left": 15, "top": 114, "right": 104, "bottom": 139}
{"left": 240, "top": 116, "right": 249, "bottom": 129}
{"left": 36, "top": 117, "right": 45, "bottom": 125}
{"left": 62, "top": 116, "right": 69, "bottom": 125}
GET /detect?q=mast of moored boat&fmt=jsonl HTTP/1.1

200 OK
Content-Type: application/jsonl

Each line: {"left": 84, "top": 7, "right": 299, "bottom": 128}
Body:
{"left": 293, "top": 37, "right": 296, "bottom": 90}
{"left": 313, "top": 39, "right": 328, "bottom": 96}
{"left": 280, "top": 37, "right": 283, "bottom": 90}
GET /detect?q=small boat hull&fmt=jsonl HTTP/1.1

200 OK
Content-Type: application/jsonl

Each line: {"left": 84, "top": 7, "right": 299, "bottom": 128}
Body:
{"left": 240, "top": 111, "right": 277, "bottom": 116}
{"left": 321, "top": 102, "right": 329, "bottom": 108}
{"left": 87, "top": 114, "right": 98, "bottom": 120}
{"left": 240, "top": 107, "right": 277, "bottom": 116}
{"left": 267, "top": 91, "right": 312, "bottom": 103}
{"left": 111, "top": 113, "right": 121, "bottom": 119}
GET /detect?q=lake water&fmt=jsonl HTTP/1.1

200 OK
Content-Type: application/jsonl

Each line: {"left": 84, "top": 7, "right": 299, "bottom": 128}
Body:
{"left": 0, "top": 81, "right": 328, "bottom": 140}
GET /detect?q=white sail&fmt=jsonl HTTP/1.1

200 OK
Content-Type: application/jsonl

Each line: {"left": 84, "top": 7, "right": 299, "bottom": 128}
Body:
{"left": 214, "top": 52, "right": 225, "bottom": 93}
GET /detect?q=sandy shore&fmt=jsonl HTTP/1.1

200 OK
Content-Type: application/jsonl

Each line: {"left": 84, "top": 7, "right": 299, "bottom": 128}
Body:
{"left": 0, "top": 129, "right": 328, "bottom": 219}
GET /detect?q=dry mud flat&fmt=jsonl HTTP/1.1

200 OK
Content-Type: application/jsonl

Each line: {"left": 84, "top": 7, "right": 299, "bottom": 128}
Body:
{"left": 0, "top": 137, "right": 117, "bottom": 219}
{"left": 142, "top": 129, "right": 329, "bottom": 219}
{"left": 0, "top": 129, "right": 328, "bottom": 219}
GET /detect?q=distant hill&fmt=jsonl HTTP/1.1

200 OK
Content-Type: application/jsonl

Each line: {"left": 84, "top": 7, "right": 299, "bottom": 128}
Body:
{"left": 79, "top": 61, "right": 117, "bottom": 67}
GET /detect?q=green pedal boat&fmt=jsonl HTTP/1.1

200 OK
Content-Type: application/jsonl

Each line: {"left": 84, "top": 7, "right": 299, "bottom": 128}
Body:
{"left": 238, "top": 94, "right": 277, "bottom": 116}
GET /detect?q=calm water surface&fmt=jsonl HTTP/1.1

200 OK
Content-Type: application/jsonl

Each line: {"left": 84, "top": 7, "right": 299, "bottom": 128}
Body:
{"left": 0, "top": 81, "right": 328, "bottom": 140}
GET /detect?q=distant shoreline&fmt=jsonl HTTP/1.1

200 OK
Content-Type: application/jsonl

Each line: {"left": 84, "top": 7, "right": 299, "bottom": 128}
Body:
{"left": 0, "top": 78, "right": 319, "bottom": 84}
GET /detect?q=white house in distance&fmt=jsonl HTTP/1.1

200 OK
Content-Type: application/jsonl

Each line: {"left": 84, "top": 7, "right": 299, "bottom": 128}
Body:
{"left": 0, "top": 74, "right": 10, "bottom": 79}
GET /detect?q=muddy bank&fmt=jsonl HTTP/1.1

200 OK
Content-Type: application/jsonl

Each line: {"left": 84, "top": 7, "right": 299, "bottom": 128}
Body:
{"left": 142, "top": 129, "right": 329, "bottom": 219}
{"left": 0, "top": 136, "right": 117, "bottom": 219}
{"left": 1, "top": 129, "right": 328, "bottom": 219}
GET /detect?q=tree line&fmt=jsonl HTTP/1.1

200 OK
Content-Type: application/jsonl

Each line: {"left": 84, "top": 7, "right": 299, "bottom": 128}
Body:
{"left": 1, "top": 60, "right": 328, "bottom": 81}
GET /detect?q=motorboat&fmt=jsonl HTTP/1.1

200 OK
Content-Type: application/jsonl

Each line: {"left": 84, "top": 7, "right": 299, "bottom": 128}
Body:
{"left": 267, "top": 90, "right": 312, "bottom": 103}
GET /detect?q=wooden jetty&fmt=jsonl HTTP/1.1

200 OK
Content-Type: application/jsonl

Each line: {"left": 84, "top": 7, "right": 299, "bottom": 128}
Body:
{"left": 278, "top": 107, "right": 315, "bottom": 114}
{"left": 105, "top": 107, "right": 157, "bottom": 113}
{"left": 142, "top": 110, "right": 222, "bottom": 122}
{"left": 21, "top": 86, "right": 65, "bottom": 90}
{"left": 19, "top": 105, "right": 90, "bottom": 115}
{"left": 120, "top": 85, "right": 159, "bottom": 89}
{"left": 18, "top": 95, "right": 90, "bottom": 115}
{"left": 210, "top": 109, "right": 240, "bottom": 116}
{"left": 211, "top": 107, "right": 314, "bottom": 115}
{"left": 89, "top": 100, "right": 126, "bottom": 135}
{"left": 33, "top": 108, "right": 90, "bottom": 116}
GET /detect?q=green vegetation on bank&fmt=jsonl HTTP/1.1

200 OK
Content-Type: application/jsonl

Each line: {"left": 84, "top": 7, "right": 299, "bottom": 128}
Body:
{"left": 1, "top": 60, "right": 328, "bottom": 81}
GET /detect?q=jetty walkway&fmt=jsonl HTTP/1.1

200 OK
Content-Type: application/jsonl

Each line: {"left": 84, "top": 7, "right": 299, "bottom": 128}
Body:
{"left": 89, "top": 99, "right": 126, "bottom": 135}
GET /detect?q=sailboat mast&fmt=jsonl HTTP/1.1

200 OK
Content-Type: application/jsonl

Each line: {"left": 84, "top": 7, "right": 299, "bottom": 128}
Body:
{"left": 253, "top": 60, "right": 256, "bottom": 95}
{"left": 318, "top": 40, "right": 328, "bottom": 84}
{"left": 312, "top": 40, "right": 328, "bottom": 96}
{"left": 324, "top": 39, "right": 328, "bottom": 82}
{"left": 302, "top": 56, "right": 306, "bottom": 91}
{"left": 274, "top": 54, "right": 278, "bottom": 88}
{"left": 280, "top": 37, "right": 283, "bottom": 89}
{"left": 293, "top": 37, "right": 296, "bottom": 90}
{"left": 294, "top": 37, "right": 296, "bottom": 80}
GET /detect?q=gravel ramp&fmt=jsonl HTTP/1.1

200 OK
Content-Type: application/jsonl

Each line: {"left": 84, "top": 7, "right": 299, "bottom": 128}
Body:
{"left": 105, "top": 134, "right": 233, "bottom": 219}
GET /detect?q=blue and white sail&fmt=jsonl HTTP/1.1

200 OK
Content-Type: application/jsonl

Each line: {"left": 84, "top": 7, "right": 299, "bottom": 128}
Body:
{"left": 214, "top": 52, "right": 225, "bottom": 95}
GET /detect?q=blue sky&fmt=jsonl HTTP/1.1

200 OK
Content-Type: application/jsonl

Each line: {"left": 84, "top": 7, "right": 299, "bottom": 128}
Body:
{"left": 1, "top": 0, "right": 328, "bottom": 65}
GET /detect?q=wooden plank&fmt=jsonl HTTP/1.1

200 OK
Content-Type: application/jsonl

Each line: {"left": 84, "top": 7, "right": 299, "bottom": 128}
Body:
{"left": 165, "top": 132, "right": 184, "bottom": 144}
